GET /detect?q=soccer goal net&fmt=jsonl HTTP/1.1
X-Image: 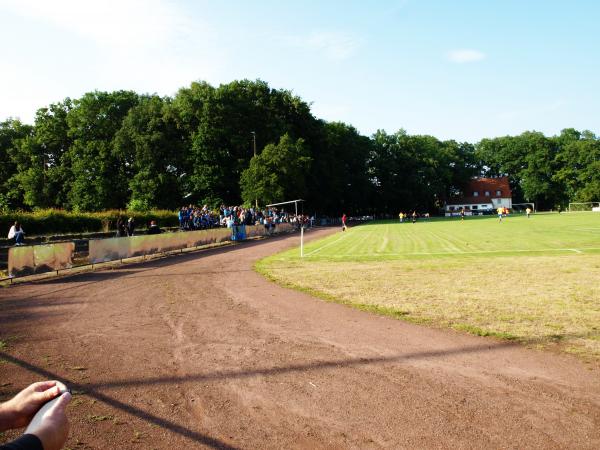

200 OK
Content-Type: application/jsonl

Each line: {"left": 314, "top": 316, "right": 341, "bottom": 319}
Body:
{"left": 568, "top": 201, "right": 600, "bottom": 212}
{"left": 511, "top": 202, "right": 535, "bottom": 213}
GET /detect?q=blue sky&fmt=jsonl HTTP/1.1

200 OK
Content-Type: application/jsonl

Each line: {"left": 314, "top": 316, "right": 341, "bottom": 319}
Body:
{"left": 0, "top": 0, "right": 598, "bottom": 142}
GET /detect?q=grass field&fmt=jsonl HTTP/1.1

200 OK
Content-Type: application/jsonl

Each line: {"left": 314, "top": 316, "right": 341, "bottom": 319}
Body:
{"left": 257, "top": 212, "right": 600, "bottom": 359}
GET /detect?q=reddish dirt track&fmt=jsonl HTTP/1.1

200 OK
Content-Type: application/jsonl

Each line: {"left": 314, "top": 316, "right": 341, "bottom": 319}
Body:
{"left": 1, "top": 228, "right": 599, "bottom": 449}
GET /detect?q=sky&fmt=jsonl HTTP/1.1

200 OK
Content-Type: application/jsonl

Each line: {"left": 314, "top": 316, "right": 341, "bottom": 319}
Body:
{"left": 0, "top": 0, "right": 598, "bottom": 142}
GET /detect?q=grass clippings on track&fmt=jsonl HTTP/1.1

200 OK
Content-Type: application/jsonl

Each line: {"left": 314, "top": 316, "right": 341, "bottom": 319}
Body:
{"left": 257, "top": 213, "right": 600, "bottom": 359}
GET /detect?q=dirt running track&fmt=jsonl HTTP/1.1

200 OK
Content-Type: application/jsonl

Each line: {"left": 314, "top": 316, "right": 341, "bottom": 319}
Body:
{"left": 1, "top": 228, "right": 599, "bottom": 449}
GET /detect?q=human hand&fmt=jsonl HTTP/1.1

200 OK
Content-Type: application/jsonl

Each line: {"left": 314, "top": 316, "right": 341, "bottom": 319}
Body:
{"left": 25, "top": 391, "right": 71, "bottom": 450}
{"left": 0, "top": 381, "right": 62, "bottom": 431}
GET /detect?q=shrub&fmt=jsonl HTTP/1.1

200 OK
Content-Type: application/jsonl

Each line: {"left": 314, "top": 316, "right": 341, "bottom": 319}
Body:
{"left": 0, "top": 209, "right": 178, "bottom": 237}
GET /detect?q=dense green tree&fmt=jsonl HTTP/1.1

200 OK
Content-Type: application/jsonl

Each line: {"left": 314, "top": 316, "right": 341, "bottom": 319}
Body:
{"left": 369, "top": 130, "right": 476, "bottom": 213}
{"left": 186, "top": 79, "right": 318, "bottom": 205}
{"left": 553, "top": 129, "right": 600, "bottom": 203}
{"left": 240, "top": 134, "right": 312, "bottom": 205}
{"left": 476, "top": 132, "right": 567, "bottom": 209}
{"left": 65, "top": 91, "right": 139, "bottom": 211}
{"left": 308, "top": 122, "right": 373, "bottom": 215}
{"left": 0, "top": 119, "right": 33, "bottom": 210}
{"left": 114, "top": 95, "right": 185, "bottom": 210}
{"left": 0, "top": 79, "right": 598, "bottom": 214}
{"left": 12, "top": 101, "right": 74, "bottom": 209}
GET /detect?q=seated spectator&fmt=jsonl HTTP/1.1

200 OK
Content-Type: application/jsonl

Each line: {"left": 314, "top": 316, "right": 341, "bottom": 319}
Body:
{"left": 7, "top": 221, "right": 25, "bottom": 246}
{"left": 147, "top": 220, "right": 162, "bottom": 234}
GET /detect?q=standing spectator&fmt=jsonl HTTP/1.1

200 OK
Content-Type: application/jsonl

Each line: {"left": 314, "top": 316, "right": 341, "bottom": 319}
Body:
{"left": 127, "top": 217, "right": 136, "bottom": 236}
{"left": 115, "top": 217, "right": 127, "bottom": 237}
{"left": 7, "top": 221, "right": 25, "bottom": 246}
{"left": 178, "top": 208, "right": 185, "bottom": 229}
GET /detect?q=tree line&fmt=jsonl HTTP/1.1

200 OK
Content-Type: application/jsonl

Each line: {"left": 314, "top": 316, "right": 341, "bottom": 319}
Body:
{"left": 1, "top": 79, "right": 598, "bottom": 214}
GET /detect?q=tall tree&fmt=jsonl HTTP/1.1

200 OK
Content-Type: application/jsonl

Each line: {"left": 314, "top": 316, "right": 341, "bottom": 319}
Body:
{"left": 553, "top": 129, "right": 600, "bottom": 203}
{"left": 65, "top": 91, "right": 139, "bottom": 211}
{"left": 114, "top": 95, "right": 185, "bottom": 210}
{"left": 0, "top": 119, "right": 33, "bottom": 210}
{"left": 186, "top": 79, "right": 318, "bottom": 205}
{"left": 240, "top": 134, "right": 312, "bottom": 206}
{"left": 12, "top": 101, "right": 74, "bottom": 209}
{"left": 308, "top": 121, "right": 373, "bottom": 215}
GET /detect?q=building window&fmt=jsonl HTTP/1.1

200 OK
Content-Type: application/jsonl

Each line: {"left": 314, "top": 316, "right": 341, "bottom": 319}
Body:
{"left": 496, "top": 190, "right": 502, "bottom": 196}
{"left": 472, "top": 205, "right": 478, "bottom": 209}
{"left": 484, "top": 190, "right": 490, "bottom": 196}
{"left": 473, "top": 191, "right": 479, "bottom": 197}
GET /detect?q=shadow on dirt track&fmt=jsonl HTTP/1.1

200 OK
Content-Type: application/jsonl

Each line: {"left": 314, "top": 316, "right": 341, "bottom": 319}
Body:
{"left": 1, "top": 340, "right": 515, "bottom": 448}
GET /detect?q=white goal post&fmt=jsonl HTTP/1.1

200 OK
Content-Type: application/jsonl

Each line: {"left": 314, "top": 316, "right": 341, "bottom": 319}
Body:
{"left": 266, "top": 199, "right": 305, "bottom": 257}
{"left": 568, "top": 201, "right": 600, "bottom": 212}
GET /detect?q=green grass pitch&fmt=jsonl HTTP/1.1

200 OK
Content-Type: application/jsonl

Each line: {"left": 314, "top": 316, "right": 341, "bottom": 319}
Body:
{"left": 299, "top": 212, "right": 600, "bottom": 261}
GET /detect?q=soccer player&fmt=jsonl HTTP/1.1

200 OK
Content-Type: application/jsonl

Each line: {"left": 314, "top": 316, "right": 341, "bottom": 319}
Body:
{"left": 497, "top": 206, "right": 503, "bottom": 222}
{"left": 342, "top": 213, "right": 347, "bottom": 231}
{"left": 526, "top": 207, "right": 531, "bottom": 218}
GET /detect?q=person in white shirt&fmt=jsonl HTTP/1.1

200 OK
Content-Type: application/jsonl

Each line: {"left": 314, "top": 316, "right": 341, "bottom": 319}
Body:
{"left": 7, "top": 221, "right": 25, "bottom": 245}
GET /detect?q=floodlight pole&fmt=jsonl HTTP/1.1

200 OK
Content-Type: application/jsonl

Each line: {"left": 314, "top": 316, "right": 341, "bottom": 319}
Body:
{"left": 251, "top": 131, "right": 257, "bottom": 209}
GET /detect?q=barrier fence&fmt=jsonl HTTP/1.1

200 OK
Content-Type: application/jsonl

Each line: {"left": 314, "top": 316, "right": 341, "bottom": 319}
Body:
{"left": 8, "top": 242, "right": 75, "bottom": 277}
{"left": 7, "top": 222, "right": 295, "bottom": 279}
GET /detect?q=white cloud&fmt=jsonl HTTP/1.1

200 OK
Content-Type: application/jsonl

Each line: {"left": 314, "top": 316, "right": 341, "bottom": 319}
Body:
{"left": 446, "top": 49, "right": 486, "bottom": 63}
{"left": 286, "top": 31, "right": 363, "bottom": 61}
{"left": 0, "top": 0, "right": 189, "bottom": 50}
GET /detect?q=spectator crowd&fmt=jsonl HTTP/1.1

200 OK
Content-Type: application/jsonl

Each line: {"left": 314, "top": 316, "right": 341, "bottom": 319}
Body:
{"left": 178, "top": 204, "right": 311, "bottom": 231}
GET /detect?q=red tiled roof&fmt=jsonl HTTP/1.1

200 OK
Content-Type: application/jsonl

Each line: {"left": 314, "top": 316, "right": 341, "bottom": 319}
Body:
{"left": 447, "top": 177, "right": 512, "bottom": 205}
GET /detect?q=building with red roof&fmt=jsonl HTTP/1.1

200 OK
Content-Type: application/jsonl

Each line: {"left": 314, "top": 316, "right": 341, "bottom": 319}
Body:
{"left": 445, "top": 177, "right": 512, "bottom": 216}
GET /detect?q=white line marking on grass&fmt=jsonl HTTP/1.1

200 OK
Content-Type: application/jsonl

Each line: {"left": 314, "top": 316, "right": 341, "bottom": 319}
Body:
{"left": 303, "top": 247, "right": 600, "bottom": 258}
{"left": 574, "top": 228, "right": 600, "bottom": 233}
{"left": 304, "top": 232, "right": 351, "bottom": 256}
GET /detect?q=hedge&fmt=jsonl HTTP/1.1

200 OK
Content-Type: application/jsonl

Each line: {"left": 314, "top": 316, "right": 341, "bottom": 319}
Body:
{"left": 1, "top": 209, "right": 178, "bottom": 237}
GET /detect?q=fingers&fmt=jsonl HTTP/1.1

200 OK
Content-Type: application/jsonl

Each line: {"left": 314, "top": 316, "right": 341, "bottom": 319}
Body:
{"left": 30, "top": 381, "right": 57, "bottom": 393}
{"left": 33, "top": 385, "right": 61, "bottom": 403}
{"left": 48, "top": 392, "right": 72, "bottom": 415}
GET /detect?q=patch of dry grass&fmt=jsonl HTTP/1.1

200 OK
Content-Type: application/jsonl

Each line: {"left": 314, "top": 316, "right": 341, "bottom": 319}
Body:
{"left": 258, "top": 254, "right": 600, "bottom": 358}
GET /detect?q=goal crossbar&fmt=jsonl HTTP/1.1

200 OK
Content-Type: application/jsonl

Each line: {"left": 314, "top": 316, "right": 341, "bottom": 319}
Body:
{"left": 266, "top": 199, "right": 304, "bottom": 216}
{"left": 266, "top": 199, "right": 304, "bottom": 208}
